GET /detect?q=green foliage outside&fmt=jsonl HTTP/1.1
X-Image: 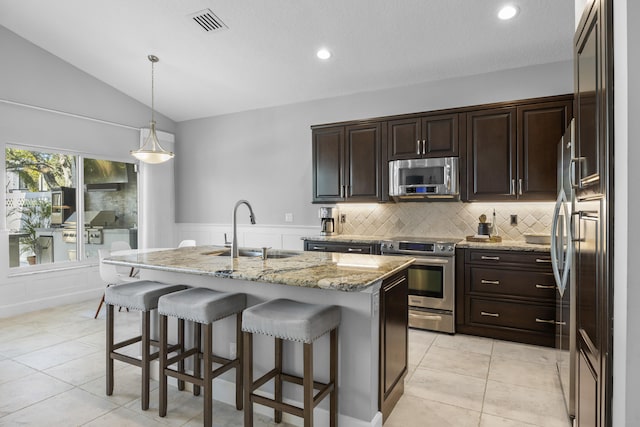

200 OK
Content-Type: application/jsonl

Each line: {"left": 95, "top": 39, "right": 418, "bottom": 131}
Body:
{"left": 19, "top": 199, "right": 52, "bottom": 256}
{"left": 5, "top": 148, "right": 74, "bottom": 191}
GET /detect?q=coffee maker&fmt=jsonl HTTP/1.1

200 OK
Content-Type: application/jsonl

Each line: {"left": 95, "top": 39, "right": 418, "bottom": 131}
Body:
{"left": 319, "top": 207, "right": 340, "bottom": 236}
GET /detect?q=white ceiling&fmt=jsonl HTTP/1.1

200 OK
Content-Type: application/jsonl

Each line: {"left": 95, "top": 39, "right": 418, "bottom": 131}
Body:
{"left": 0, "top": 0, "right": 574, "bottom": 122}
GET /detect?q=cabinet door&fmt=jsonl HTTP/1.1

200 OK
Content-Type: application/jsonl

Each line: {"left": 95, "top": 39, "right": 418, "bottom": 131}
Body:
{"left": 575, "top": 11, "right": 601, "bottom": 198}
{"left": 379, "top": 271, "right": 408, "bottom": 420}
{"left": 421, "top": 113, "right": 458, "bottom": 157}
{"left": 346, "top": 123, "right": 381, "bottom": 201}
{"left": 466, "top": 108, "right": 517, "bottom": 201}
{"left": 517, "top": 100, "right": 572, "bottom": 200}
{"left": 312, "top": 127, "right": 344, "bottom": 202}
{"left": 388, "top": 118, "right": 421, "bottom": 160}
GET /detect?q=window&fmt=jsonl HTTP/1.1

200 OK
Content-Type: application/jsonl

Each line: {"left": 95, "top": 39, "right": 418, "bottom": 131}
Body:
{"left": 5, "top": 147, "right": 137, "bottom": 268}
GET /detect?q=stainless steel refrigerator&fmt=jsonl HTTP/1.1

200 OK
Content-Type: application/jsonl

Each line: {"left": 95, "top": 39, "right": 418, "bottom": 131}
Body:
{"left": 552, "top": 118, "right": 575, "bottom": 418}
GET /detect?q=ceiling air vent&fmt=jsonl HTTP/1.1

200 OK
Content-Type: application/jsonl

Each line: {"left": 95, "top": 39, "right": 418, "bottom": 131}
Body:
{"left": 188, "top": 9, "right": 228, "bottom": 33}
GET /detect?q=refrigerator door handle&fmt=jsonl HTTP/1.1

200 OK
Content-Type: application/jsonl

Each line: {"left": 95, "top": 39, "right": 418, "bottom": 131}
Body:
{"left": 551, "top": 189, "right": 572, "bottom": 296}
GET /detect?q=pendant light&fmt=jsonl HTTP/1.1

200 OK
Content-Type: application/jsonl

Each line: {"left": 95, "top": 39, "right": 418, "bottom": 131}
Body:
{"left": 131, "top": 54, "right": 174, "bottom": 164}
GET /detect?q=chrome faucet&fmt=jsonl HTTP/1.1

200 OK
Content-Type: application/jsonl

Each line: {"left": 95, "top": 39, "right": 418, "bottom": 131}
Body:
{"left": 231, "top": 199, "right": 256, "bottom": 259}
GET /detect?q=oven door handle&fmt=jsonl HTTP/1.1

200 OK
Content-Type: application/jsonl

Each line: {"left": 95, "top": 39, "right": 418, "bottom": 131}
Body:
{"left": 409, "top": 257, "right": 450, "bottom": 266}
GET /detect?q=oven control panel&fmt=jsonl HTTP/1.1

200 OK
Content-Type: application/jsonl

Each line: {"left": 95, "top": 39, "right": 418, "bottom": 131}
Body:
{"left": 381, "top": 239, "right": 457, "bottom": 256}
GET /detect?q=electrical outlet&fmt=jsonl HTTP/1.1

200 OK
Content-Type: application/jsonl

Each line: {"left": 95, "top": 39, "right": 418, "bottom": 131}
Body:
{"left": 340, "top": 214, "right": 346, "bottom": 223}
{"left": 229, "top": 343, "right": 236, "bottom": 359}
{"left": 285, "top": 212, "right": 294, "bottom": 222}
{"left": 510, "top": 214, "right": 518, "bottom": 226}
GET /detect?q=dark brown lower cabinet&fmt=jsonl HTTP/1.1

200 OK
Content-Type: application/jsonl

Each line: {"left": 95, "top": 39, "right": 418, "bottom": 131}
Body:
{"left": 379, "top": 270, "right": 408, "bottom": 421}
{"left": 456, "top": 248, "right": 556, "bottom": 347}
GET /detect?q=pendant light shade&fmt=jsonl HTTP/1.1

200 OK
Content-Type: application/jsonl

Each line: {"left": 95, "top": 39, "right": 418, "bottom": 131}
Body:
{"left": 131, "top": 55, "right": 174, "bottom": 164}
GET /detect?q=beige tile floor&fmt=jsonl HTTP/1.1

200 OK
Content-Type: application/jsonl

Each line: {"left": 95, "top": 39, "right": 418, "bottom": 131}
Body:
{"left": 0, "top": 299, "right": 573, "bottom": 426}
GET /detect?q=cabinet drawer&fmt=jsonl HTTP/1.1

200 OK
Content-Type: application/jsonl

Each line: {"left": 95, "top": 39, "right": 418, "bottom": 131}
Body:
{"left": 468, "top": 298, "right": 556, "bottom": 333}
{"left": 468, "top": 250, "right": 552, "bottom": 268}
{"left": 469, "top": 267, "right": 556, "bottom": 300}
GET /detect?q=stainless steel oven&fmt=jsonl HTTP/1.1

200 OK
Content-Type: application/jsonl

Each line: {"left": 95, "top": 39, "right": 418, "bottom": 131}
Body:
{"left": 381, "top": 237, "right": 458, "bottom": 333}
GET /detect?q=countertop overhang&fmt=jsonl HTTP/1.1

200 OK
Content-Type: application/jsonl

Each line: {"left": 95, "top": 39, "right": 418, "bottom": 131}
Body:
{"left": 104, "top": 245, "right": 414, "bottom": 292}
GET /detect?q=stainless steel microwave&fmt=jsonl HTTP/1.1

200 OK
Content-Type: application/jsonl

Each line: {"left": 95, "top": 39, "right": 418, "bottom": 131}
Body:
{"left": 389, "top": 157, "right": 459, "bottom": 200}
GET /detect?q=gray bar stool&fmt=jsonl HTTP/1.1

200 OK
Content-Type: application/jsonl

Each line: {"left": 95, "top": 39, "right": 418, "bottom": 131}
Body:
{"left": 157, "top": 287, "right": 246, "bottom": 426}
{"left": 242, "top": 298, "right": 341, "bottom": 427}
{"left": 105, "top": 280, "right": 188, "bottom": 410}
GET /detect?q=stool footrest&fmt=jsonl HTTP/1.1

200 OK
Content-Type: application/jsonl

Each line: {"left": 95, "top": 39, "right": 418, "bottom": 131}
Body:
{"left": 251, "top": 394, "right": 304, "bottom": 418}
{"left": 113, "top": 335, "right": 141, "bottom": 351}
{"left": 164, "top": 368, "right": 204, "bottom": 387}
{"left": 110, "top": 352, "right": 142, "bottom": 367}
{"left": 251, "top": 368, "right": 278, "bottom": 391}
{"left": 166, "top": 348, "right": 199, "bottom": 366}
{"left": 281, "top": 372, "right": 326, "bottom": 390}
{"left": 211, "top": 358, "right": 240, "bottom": 378}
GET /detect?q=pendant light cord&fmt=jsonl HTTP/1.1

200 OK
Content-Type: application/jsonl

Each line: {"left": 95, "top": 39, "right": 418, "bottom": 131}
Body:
{"left": 150, "top": 58, "right": 155, "bottom": 123}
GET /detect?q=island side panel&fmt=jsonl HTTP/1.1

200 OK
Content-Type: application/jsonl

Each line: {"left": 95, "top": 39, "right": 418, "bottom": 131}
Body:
{"left": 142, "top": 269, "right": 382, "bottom": 425}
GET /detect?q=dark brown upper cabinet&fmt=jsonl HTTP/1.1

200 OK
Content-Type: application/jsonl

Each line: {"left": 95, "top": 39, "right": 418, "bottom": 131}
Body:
{"left": 465, "top": 107, "right": 517, "bottom": 201}
{"left": 388, "top": 113, "right": 458, "bottom": 160}
{"left": 312, "top": 123, "right": 384, "bottom": 203}
{"left": 465, "top": 98, "right": 572, "bottom": 201}
{"left": 517, "top": 100, "right": 573, "bottom": 200}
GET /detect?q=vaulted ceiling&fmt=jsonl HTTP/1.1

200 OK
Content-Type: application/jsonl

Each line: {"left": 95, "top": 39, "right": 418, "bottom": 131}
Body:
{"left": 0, "top": 1, "right": 574, "bottom": 122}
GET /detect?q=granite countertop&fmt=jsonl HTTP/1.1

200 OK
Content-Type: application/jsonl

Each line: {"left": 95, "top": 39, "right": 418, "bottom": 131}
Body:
{"left": 104, "top": 245, "right": 414, "bottom": 292}
{"left": 302, "top": 234, "right": 550, "bottom": 252}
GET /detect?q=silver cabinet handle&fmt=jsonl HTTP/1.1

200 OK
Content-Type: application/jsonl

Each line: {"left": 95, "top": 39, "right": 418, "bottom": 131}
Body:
{"left": 536, "top": 284, "right": 555, "bottom": 289}
{"left": 510, "top": 179, "right": 516, "bottom": 195}
{"left": 347, "top": 247, "right": 363, "bottom": 252}
{"left": 518, "top": 178, "right": 523, "bottom": 196}
{"left": 536, "top": 258, "right": 552, "bottom": 263}
{"left": 481, "top": 256, "right": 500, "bottom": 261}
{"left": 422, "top": 139, "right": 426, "bottom": 155}
{"left": 416, "top": 140, "right": 421, "bottom": 155}
{"left": 556, "top": 321, "right": 567, "bottom": 326}
{"left": 481, "top": 311, "right": 500, "bottom": 317}
{"left": 535, "top": 318, "right": 555, "bottom": 324}
{"left": 481, "top": 279, "right": 500, "bottom": 285}
{"left": 312, "top": 246, "right": 327, "bottom": 251}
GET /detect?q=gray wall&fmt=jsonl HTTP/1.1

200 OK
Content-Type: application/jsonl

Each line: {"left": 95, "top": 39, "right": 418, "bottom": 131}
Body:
{"left": 623, "top": 1, "right": 639, "bottom": 424}
{"left": 0, "top": 25, "right": 175, "bottom": 148}
{"left": 175, "top": 60, "right": 573, "bottom": 225}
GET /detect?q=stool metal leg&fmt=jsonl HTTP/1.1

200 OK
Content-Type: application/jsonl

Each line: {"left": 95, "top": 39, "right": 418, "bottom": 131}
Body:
{"left": 159, "top": 314, "right": 168, "bottom": 417}
{"left": 204, "top": 323, "right": 213, "bottom": 427}
{"left": 303, "top": 342, "right": 314, "bottom": 427}
{"left": 106, "top": 304, "right": 114, "bottom": 396}
{"left": 243, "top": 331, "right": 253, "bottom": 427}
{"left": 274, "top": 337, "right": 283, "bottom": 423}
{"left": 194, "top": 322, "right": 202, "bottom": 396}
{"left": 330, "top": 329, "right": 338, "bottom": 427}
{"left": 236, "top": 313, "right": 243, "bottom": 410}
{"left": 178, "top": 318, "right": 186, "bottom": 391}
{"left": 141, "top": 310, "right": 151, "bottom": 410}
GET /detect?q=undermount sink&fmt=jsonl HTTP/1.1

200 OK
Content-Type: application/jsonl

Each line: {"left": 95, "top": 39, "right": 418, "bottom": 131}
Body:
{"left": 202, "top": 248, "right": 299, "bottom": 259}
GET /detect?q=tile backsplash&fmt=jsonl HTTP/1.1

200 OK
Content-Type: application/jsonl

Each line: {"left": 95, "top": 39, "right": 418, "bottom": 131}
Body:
{"left": 336, "top": 202, "right": 555, "bottom": 241}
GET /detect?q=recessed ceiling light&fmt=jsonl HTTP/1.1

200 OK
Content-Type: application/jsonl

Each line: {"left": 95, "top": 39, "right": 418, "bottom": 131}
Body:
{"left": 498, "top": 5, "right": 519, "bottom": 20}
{"left": 316, "top": 48, "right": 331, "bottom": 60}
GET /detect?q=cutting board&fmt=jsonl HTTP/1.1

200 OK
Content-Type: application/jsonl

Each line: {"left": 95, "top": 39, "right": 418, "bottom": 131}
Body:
{"left": 466, "top": 235, "right": 503, "bottom": 243}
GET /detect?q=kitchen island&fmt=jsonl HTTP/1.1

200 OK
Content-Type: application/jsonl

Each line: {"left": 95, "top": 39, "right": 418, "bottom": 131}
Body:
{"left": 104, "top": 246, "right": 413, "bottom": 427}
